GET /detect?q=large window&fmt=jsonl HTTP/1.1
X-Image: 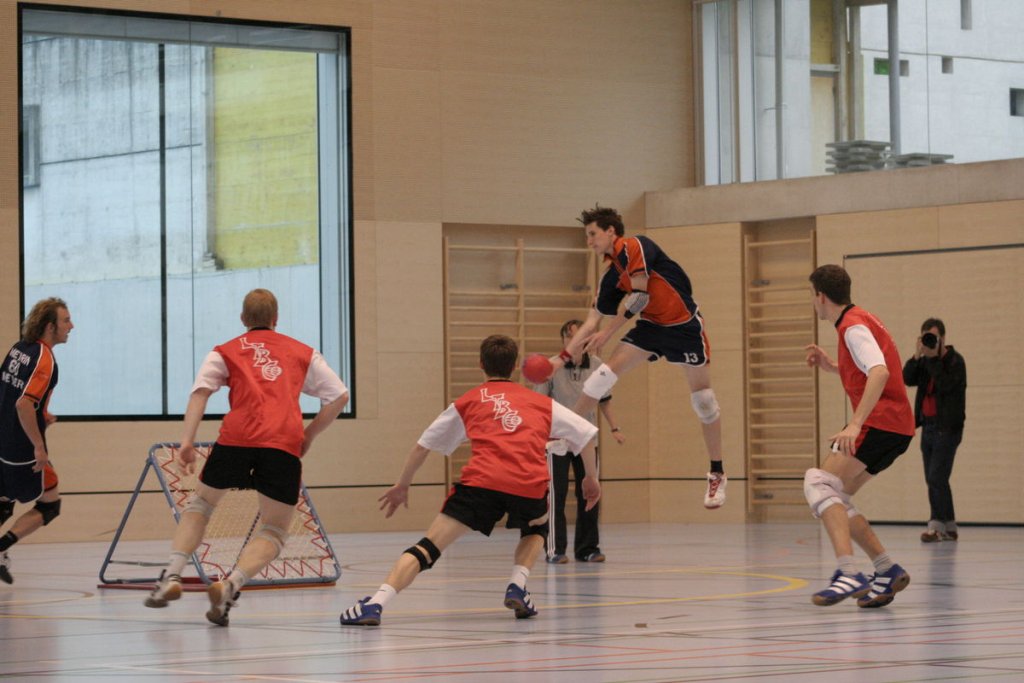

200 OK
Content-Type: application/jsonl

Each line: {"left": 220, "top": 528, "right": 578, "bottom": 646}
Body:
{"left": 19, "top": 8, "right": 352, "bottom": 417}
{"left": 696, "top": 0, "right": 1024, "bottom": 185}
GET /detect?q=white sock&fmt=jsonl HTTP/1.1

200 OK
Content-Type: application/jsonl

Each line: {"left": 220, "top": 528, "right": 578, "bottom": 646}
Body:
{"left": 369, "top": 584, "right": 398, "bottom": 607}
{"left": 227, "top": 568, "right": 249, "bottom": 591}
{"left": 872, "top": 552, "right": 894, "bottom": 573}
{"left": 837, "top": 555, "right": 858, "bottom": 576}
{"left": 509, "top": 565, "right": 530, "bottom": 589}
{"left": 167, "top": 551, "right": 188, "bottom": 577}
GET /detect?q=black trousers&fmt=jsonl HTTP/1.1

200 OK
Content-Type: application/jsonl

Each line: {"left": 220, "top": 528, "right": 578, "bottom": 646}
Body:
{"left": 921, "top": 420, "right": 962, "bottom": 523}
{"left": 548, "top": 451, "right": 600, "bottom": 559}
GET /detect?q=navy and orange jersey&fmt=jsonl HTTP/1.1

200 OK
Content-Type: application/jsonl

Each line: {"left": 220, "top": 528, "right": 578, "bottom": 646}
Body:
{"left": 192, "top": 328, "right": 348, "bottom": 458}
{"left": 595, "top": 235, "right": 698, "bottom": 326}
{"left": 417, "top": 379, "right": 597, "bottom": 499}
{"left": 0, "top": 340, "right": 59, "bottom": 465}
{"left": 835, "top": 305, "right": 915, "bottom": 437}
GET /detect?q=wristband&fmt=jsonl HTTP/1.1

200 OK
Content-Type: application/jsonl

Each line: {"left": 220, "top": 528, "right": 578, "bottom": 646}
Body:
{"left": 611, "top": 428, "right": 620, "bottom": 433}
{"left": 559, "top": 349, "right": 572, "bottom": 363}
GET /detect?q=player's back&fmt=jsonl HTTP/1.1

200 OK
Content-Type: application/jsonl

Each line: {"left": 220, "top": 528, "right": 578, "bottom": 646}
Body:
{"left": 454, "top": 379, "right": 553, "bottom": 498}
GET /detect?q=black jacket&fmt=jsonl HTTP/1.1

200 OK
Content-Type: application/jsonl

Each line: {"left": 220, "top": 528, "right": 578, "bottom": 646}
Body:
{"left": 902, "top": 345, "right": 966, "bottom": 431}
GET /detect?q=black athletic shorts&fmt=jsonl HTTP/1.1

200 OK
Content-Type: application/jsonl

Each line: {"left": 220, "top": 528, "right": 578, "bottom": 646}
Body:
{"left": 199, "top": 443, "right": 302, "bottom": 505}
{"left": 849, "top": 427, "right": 913, "bottom": 475}
{"left": 621, "top": 315, "right": 710, "bottom": 366}
{"left": 0, "top": 460, "right": 58, "bottom": 503}
{"left": 441, "top": 483, "right": 549, "bottom": 538}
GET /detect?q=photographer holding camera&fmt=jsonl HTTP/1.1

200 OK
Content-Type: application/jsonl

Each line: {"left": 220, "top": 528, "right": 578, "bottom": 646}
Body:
{"left": 902, "top": 318, "right": 967, "bottom": 543}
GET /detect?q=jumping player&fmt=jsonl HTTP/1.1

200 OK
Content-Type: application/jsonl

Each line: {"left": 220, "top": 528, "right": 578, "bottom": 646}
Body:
{"left": 0, "top": 297, "right": 73, "bottom": 584}
{"left": 144, "top": 289, "right": 348, "bottom": 625}
{"left": 339, "top": 334, "right": 598, "bottom": 626}
{"left": 804, "top": 264, "right": 914, "bottom": 608}
{"left": 551, "top": 205, "right": 727, "bottom": 508}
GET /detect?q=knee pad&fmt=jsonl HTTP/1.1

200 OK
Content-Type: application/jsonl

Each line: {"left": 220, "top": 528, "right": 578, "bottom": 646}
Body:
{"left": 0, "top": 499, "right": 13, "bottom": 525}
{"left": 803, "top": 468, "right": 847, "bottom": 519}
{"left": 33, "top": 499, "right": 61, "bottom": 526}
{"left": 582, "top": 363, "right": 618, "bottom": 400}
{"left": 403, "top": 537, "right": 441, "bottom": 571}
{"left": 183, "top": 495, "right": 215, "bottom": 518}
{"left": 254, "top": 524, "right": 288, "bottom": 556}
{"left": 690, "top": 388, "right": 721, "bottom": 424}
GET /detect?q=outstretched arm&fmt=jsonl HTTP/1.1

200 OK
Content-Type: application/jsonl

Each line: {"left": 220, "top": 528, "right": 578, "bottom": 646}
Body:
{"left": 829, "top": 364, "right": 889, "bottom": 456}
{"left": 178, "top": 388, "right": 214, "bottom": 475}
{"left": 301, "top": 392, "right": 349, "bottom": 455}
{"left": 805, "top": 343, "right": 839, "bottom": 374}
{"left": 379, "top": 444, "right": 432, "bottom": 518}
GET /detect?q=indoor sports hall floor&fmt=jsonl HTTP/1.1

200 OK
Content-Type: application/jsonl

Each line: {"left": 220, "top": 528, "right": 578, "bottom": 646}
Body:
{"left": 2, "top": 522, "right": 1022, "bottom": 682}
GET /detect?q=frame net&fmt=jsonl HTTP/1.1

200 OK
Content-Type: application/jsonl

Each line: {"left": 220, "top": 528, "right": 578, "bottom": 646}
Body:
{"left": 99, "top": 442, "right": 340, "bottom": 588}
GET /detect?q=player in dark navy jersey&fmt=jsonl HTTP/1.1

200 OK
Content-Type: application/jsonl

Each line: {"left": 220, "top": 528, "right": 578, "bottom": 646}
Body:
{"left": 0, "top": 297, "right": 73, "bottom": 584}
{"left": 550, "top": 206, "right": 727, "bottom": 510}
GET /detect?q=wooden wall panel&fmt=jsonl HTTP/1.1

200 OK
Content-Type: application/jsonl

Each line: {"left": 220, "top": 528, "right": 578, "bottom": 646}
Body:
{"left": 845, "top": 247, "right": 1024, "bottom": 523}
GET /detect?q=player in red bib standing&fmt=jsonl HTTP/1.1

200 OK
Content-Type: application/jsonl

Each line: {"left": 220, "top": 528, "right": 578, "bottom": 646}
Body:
{"left": 340, "top": 334, "right": 598, "bottom": 626}
{"left": 144, "top": 289, "right": 348, "bottom": 625}
{"left": 0, "top": 298, "right": 73, "bottom": 584}
{"left": 804, "top": 265, "right": 915, "bottom": 608}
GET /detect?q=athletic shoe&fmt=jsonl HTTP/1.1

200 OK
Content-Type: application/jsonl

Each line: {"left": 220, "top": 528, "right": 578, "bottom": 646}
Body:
{"left": 704, "top": 472, "right": 727, "bottom": 509}
{"left": 811, "top": 570, "right": 870, "bottom": 606}
{"left": 0, "top": 551, "right": 12, "bottom": 585}
{"left": 503, "top": 583, "right": 538, "bottom": 619}
{"left": 941, "top": 530, "right": 958, "bottom": 541}
{"left": 340, "top": 597, "right": 383, "bottom": 626}
{"left": 144, "top": 570, "right": 182, "bottom": 608}
{"left": 205, "top": 579, "right": 239, "bottom": 627}
{"left": 921, "top": 530, "right": 942, "bottom": 543}
{"left": 857, "top": 564, "right": 911, "bottom": 608}
{"left": 546, "top": 554, "right": 569, "bottom": 564}
{"left": 579, "top": 551, "right": 606, "bottom": 563}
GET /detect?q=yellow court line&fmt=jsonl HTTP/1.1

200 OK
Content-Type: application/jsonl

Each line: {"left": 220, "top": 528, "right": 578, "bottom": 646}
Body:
{"left": 0, "top": 569, "right": 808, "bottom": 622}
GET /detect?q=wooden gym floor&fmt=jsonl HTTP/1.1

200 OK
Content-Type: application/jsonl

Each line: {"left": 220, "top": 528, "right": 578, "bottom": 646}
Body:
{"left": 1, "top": 522, "right": 1022, "bottom": 682}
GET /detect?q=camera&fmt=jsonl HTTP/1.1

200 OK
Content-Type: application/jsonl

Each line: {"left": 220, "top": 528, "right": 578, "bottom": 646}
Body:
{"left": 921, "top": 332, "right": 939, "bottom": 349}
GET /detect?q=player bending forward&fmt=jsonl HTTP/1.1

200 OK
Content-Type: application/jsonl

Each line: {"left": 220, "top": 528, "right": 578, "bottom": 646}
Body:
{"left": 805, "top": 265, "right": 914, "bottom": 608}
{"left": 340, "top": 334, "right": 598, "bottom": 626}
{"left": 144, "top": 289, "right": 348, "bottom": 625}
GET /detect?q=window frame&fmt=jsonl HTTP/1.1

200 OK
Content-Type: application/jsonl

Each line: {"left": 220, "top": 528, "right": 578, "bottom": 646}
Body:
{"left": 16, "top": 4, "right": 356, "bottom": 420}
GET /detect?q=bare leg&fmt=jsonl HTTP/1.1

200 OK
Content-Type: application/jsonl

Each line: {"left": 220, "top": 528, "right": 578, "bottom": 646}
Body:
{"left": 383, "top": 513, "right": 471, "bottom": 593}
{"left": 6, "top": 486, "right": 60, "bottom": 542}
{"left": 233, "top": 493, "right": 295, "bottom": 580}
{"left": 683, "top": 364, "right": 722, "bottom": 462}
{"left": 844, "top": 470, "right": 885, "bottom": 560}
{"left": 819, "top": 453, "right": 869, "bottom": 560}
{"left": 514, "top": 533, "right": 544, "bottom": 569}
{"left": 570, "top": 342, "right": 649, "bottom": 478}
{"left": 171, "top": 483, "right": 228, "bottom": 556}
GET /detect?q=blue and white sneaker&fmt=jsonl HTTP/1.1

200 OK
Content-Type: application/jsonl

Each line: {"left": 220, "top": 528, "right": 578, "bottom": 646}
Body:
{"left": 857, "top": 564, "right": 911, "bottom": 608}
{"left": 503, "top": 583, "right": 538, "bottom": 619}
{"left": 340, "top": 597, "right": 383, "bottom": 626}
{"left": 811, "top": 570, "right": 870, "bottom": 606}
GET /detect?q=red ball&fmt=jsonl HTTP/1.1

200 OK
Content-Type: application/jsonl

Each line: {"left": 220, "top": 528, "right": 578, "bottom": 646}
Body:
{"left": 521, "top": 354, "right": 554, "bottom": 383}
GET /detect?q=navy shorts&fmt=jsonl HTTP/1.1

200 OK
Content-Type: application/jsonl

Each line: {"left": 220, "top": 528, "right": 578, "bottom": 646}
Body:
{"left": 442, "top": 483, "right": 549, "bottom": 538}
{"left": 199, "top": 443, "right": 302, "bottom": 505}
{"left": 0, "top": 460, "right": 58, "bottom": 503}
{"left": 621, "top": 315, "right": 710, "bottom": 366}
{"left": 847, "top": 427, "right": 913, "bottom": 475}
